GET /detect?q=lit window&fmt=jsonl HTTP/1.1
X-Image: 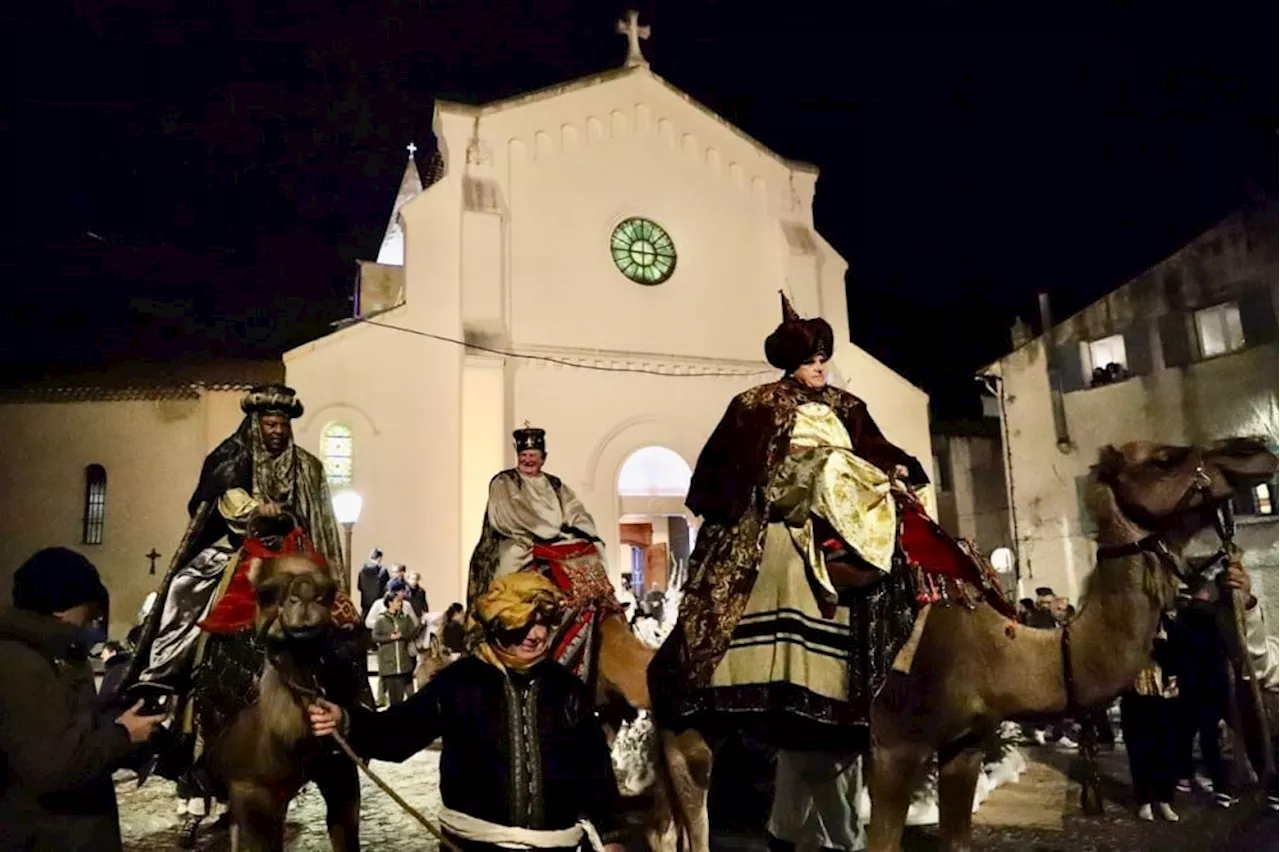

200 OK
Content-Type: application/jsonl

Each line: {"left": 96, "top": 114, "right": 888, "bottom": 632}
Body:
{"left": 1194, "top": 302, "right": 1245, "bottom": 359}
{"left": 610, "top": 218, "right": 677, "bottom": 285}
{"left": 1254, "top": 483, "right": 1274, "bottom": 515}
{"left": 320, "top": 422, "right": 354, "bottom": 489}
{"left": 1085, "top": 334, "right": 1128, "bottom": 372}
{"left": 83, "top": 464, "right": 107, "bottom": 545}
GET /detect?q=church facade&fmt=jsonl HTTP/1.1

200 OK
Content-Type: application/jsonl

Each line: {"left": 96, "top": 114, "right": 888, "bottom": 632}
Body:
{"left": 286, "top": 46, "right": 934, "bottom": 608}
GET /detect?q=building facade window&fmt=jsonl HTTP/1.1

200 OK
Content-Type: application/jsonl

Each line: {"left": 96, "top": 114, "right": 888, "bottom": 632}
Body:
{"left": 1234, "top": 479, "right": 1277, "bottom": 517}
{"left": 83, "top": 464, "right": 107, "bottom": 545}
{"left": 320, "top": 422, "right": 354, "bottom": 489}
{"left": 1194, "top": 302, "right": 1245, "bottom": 359}
{"left": 1082, "top": 334, "right": 1130, "bottom": 387}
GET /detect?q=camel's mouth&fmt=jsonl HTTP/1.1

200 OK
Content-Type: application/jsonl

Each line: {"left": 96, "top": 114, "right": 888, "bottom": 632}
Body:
{"left": 281, "top": 622, "right": 330, "bottom": 640}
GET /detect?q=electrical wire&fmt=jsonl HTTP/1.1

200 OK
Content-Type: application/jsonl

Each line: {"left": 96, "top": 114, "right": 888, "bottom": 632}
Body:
{"left": 341, "top": 317, "right": 780, "bottom": 379}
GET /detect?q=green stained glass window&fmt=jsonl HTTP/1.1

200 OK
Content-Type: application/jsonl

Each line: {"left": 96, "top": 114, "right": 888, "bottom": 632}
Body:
{"left": 610, "top": 218, "right": 677, "bottom": 285}
{"left": 321, "top": 422, "right": 354, "bottom": 489}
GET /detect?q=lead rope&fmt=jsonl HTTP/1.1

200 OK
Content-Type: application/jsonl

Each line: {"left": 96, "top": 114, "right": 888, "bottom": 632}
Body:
{"left": 272, "top": 650, "right": 465, "bottom": 852}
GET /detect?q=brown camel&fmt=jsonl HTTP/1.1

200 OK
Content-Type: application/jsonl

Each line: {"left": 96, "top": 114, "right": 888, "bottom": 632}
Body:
{"left": 203, "top": 553, "right": 364, "bottom": 852}
{"left": 642, "top": 437, "right": 1277, "bottom": 852}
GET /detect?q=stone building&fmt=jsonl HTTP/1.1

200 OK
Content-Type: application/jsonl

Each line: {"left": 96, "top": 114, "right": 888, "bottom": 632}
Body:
{"left": 0, "top": 361, "right": 284, "bottom": 637}
{"left": 931, "top": 416, "right": 1014, "bottom": 582}
{"left": 284, "top": 16, "right": 934, "bottom": 608}
{"left": 982, "top": 200, "right": 1278, "bottom": 615}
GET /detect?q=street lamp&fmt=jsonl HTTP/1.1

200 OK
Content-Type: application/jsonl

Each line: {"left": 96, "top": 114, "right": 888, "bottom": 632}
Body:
{"left": 331, "top": 489, "right": 364, "bottom": 592}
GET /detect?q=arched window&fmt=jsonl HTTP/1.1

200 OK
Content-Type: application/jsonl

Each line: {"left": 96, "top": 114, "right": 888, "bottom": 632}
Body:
{"left": 83, "top": 464, "right": 107, "bottom": 545}
{"left": 321, "top": 422, "right": 354, "bottom": 489}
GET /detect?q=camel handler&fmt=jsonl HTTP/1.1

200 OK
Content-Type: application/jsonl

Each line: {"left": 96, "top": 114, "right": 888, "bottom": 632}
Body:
{"left": 1220, "top": 558, "right": 1278, "bottom": 811}
{"left": 467, "top": 424, "right": 625, "bottom": 681}
{"left": 308, "top": 572, "right": 629, "bottom": 852}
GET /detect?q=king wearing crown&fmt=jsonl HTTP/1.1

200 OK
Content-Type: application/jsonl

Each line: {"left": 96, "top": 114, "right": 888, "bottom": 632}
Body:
{"left": 467, "top": 423, "right": 624, "bottom": 680}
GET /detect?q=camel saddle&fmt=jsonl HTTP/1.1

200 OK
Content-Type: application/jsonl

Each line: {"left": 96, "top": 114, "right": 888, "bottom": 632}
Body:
{"left": 896, "top": 493, "right": 1018, "bottom": 620}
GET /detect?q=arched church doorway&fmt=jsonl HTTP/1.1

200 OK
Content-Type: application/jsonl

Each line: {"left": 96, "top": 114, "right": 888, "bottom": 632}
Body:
{"left": 616, "top": 446, "right": 693, "bottom": 597}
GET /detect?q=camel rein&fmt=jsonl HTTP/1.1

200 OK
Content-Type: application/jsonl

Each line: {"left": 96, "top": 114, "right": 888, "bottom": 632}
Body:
{"left": 264, "top": 629, "right": 465, "bottom": 852}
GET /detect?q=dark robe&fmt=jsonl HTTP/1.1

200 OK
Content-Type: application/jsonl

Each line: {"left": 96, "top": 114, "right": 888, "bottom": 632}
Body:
{"left": 345, "top": 655, "right": 626, "bottom": 850}
{"left": 650, "top": 378, "right": 928, "bottom": 752}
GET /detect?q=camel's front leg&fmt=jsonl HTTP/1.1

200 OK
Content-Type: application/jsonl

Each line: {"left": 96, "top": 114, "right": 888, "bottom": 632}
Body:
{"left": 936, "top": 747, "right": 984, "bottom": 852}
{"left": 228, "top": 780, "right": 289, "bottom": 852}
{"left": 865, "top": 741, "right": 930, "bottom": 852}
{"left": 315, "top": 756, "right": 361, "bottom": 852}
{"left": 656, "top": 728, "right": 713, "bottom": 852}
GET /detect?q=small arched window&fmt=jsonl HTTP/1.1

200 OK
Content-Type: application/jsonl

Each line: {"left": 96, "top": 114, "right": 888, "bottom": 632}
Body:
{"left": 321, "top": 422, "right": 354, "bottom": 489}
{"left": 83, "top": 464, "right": 107, "bottom": 545}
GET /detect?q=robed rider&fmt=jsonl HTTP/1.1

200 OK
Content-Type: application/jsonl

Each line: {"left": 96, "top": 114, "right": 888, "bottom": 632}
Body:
{"left": 126, "top": 384, "right": 345, "bottom": 703}
{"left": 649, "top": 293, "right": 932, "bottom": 852}
{"left": 467, "top": 424, "right": 624, "bottom": 679}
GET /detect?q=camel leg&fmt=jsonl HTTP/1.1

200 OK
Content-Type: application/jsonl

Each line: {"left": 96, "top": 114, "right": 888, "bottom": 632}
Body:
{"left": 228, "top": 780, "right": 288, "bottom": 852}
{"left": 935, "top": 747, "right": 984, "bottom": 852}
{"left": 865, "top": 741, "right": 930, "bottom": 852}
{"left": 315, "top": 756, "right": 361, "bottom": 852}
{"left": 653, "top": 728, "right": 713, "bottom": 852}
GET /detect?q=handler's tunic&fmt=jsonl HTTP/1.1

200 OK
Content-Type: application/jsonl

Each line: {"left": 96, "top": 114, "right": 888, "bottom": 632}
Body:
{"left": 345, "top": 656, "right": 626, "bottom": 852}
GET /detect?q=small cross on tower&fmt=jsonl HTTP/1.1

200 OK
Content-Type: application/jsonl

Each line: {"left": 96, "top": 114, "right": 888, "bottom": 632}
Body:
{"left": 616, "top": 9, "right": 650, "bottom": 68}
{"left": 406, "top": 141, "right": 418, "bottom": 159}
{"left": 146, "top": 548, "right": 162, "bottom": 575}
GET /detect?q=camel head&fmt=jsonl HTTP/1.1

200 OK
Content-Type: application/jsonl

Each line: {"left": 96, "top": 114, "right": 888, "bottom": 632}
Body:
{"left": 1088, "top": 437, "right": 1278, "bottom": 546}
{"left": 248, "top": 554, "right": 337, "bottom": 643}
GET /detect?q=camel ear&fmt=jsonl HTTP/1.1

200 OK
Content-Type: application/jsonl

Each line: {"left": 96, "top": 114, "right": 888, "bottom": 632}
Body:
{"left": 1081, "top": 477, "right": 1124, "bottom": 530}
{"left": 1092, "top": 445, "right": 1126, "bottom": 482}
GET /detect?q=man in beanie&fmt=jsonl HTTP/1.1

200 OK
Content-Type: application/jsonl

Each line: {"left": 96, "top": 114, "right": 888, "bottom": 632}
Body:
{"left": 308, "top": 572, "right": 628, "bottom": 852}
{"left": 0, "top": 548, "right": 166, "bottom": 851}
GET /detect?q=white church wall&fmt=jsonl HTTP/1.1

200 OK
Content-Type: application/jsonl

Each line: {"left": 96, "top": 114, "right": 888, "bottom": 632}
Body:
{"left": 0, "top": 392, "right": 243, "bottom": 639}
{"left": 440, "top": 73, "right": 803, "bottom": 364}
{"left": 287, "top": 309, "right": 448, "bottom": 604}
{"left": 460, "top": 355, "right": 507, "bottom": 599}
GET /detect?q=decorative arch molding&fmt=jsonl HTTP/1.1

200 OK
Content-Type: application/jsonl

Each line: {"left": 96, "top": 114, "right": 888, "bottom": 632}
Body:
{"left": 582, "top": 415, "right": 699, "bottom": 502}
{"left": 298, "top": 402, "right": 382, "bottom": 437}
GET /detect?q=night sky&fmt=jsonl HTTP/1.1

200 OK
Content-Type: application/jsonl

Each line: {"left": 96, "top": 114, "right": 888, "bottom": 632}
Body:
{"left": 1, "top": 3, "right": 1274, "bottom": 416}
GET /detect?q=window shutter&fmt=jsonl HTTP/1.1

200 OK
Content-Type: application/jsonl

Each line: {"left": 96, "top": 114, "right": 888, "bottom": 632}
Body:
{"left": 1123, "top": 323, "right": 1154, "bottom": 376}
{"left": 1158, "top": 313, "right": 1194, "bottom": 368}
{"left": 1053, "top": 343, "right": 1086, "bottom": 392}
{"left": 1075, "top": 475, "right": 1098, "bottom": 536}
{"left": 1238, "top": 288, "right": 1278, "bottom": 347}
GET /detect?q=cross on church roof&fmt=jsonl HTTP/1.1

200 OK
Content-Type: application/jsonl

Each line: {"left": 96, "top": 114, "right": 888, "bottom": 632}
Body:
{"left": 616, "top": 9, "right": 650, "bottom": 68}
{"left": 406, "top": 141, "right": 418, "bottom": 158}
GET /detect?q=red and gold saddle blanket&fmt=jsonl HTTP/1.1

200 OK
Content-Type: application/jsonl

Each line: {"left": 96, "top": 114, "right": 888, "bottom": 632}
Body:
{"left": 530, "top": 540, "right": 622, "bottom": 681}
{"left": 896, "top": 494, "right": 1018, "bottom": 620}
{"left": 199, "top": 528, "right": 361, "bottom": 635}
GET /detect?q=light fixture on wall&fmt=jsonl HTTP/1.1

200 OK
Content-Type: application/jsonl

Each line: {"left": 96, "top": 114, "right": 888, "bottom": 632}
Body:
{"left": 331, "top": 490, "right": 364, "bottom": 583}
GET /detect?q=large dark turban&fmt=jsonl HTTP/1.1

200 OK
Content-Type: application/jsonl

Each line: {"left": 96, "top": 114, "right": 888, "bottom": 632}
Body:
{"left": 764, "top": 291, "right": 834, "bottom": 372}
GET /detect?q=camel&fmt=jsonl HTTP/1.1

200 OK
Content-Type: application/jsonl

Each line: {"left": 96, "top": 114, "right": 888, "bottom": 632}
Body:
{"left": 200, "top": 552, "right": 366, "bottom": 852}
{"left": 642, "top": 437, "right": 1277, "bottom": 852}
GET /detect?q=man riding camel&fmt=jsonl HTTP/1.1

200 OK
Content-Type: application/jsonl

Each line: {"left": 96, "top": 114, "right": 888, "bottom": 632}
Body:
{"left": 468, "top": 424, "right": 625, "bottom": 681}
{"left": 650, "top": 293, "right": 949, "bottom": 852}
{"left": 122, "top": 384, "right": 354, "bottom": 844}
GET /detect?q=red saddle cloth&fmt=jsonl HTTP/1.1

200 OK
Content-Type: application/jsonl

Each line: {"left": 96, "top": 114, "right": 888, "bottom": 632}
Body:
{"left": 530, "top": 541, "right": 611, "bottom": 681}
{"left": 199, "top": 528, "right": 360, "bottom": 635}
{"left": 896, "top": 494, "right": 1018, "bottom": 620}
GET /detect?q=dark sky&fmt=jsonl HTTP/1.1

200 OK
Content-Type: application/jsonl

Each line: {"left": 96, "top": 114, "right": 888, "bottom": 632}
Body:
{"left": 1, "top": 3, "right": 1274, "bottom": 416}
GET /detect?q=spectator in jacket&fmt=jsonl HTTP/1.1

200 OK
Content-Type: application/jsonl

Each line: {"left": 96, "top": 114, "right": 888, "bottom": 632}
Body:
{"left": 373, "top": 593, "right": 420, "bottom": 706}
{"left": 440, "top": 603, "right": 467, "bottom": 656}
{"left": 96, "top": 641, "right": 132, "bottom": 717}
{"left": 405, "top": 570, "right": 429, "bottom": 617}
{"left": 0, "top": 548, "right": 165, "bottom": 851}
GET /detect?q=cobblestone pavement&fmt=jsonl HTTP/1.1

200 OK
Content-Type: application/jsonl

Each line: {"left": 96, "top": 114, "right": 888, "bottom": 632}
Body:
{"left": 119, "top": 744, "right": 1277, "bottom": 851}
{"left": 117, "top": 749, "right": 444, "bottom": 851}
